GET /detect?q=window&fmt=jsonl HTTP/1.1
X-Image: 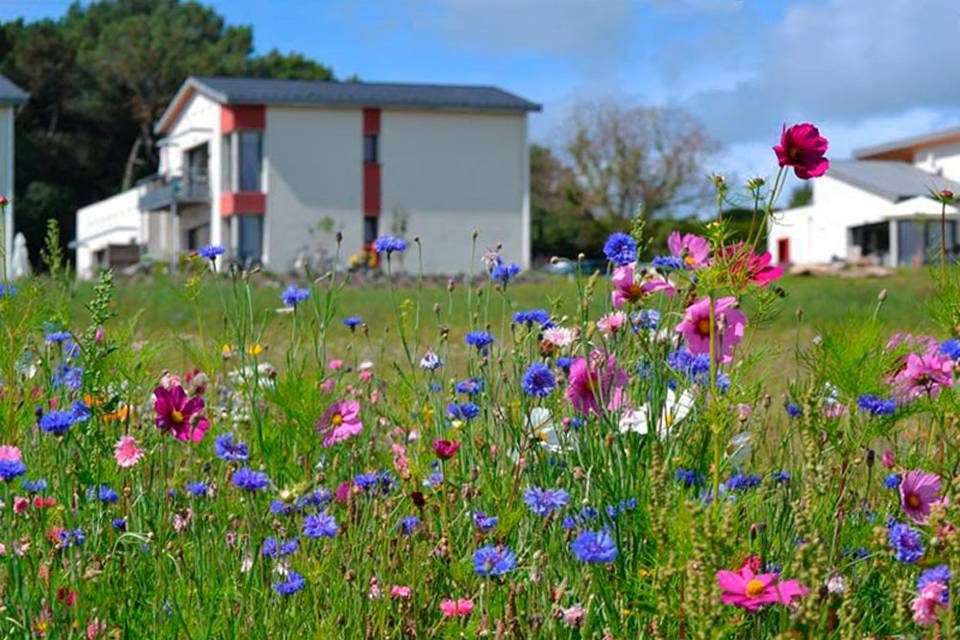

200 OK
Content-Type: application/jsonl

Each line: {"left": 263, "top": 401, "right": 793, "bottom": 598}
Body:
{"left": 363, "top": 217, "right": 379, "bottom": 245}
{"left": 363, "top": 134, "right": 378, "bottom": 164}
{"left": 237, "top": 215, "right": 263, "bottom": 267}
{"left": 221, "top": 134, "right": 233, "bottom": 191}
{"left": 238, "top": 131, "right": 263, "bottom": 191}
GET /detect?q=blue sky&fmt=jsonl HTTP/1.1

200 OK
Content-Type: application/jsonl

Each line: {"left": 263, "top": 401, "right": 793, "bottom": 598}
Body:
{"left": 4, "top": 0, "right": 960, "bottom": 187}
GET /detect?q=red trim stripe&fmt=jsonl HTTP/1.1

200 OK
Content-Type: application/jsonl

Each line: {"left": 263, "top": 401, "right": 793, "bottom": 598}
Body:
{"left": 363, "top": 163, "right": 381, "bottom": 216}
{"left": 363, "top": 108, "right": 381, "bottom": 135}
{"left": 220, "top": 192, "right": 266, "bottom": 217}
{"left": 221, "top": 105, "right": 265, "bottom": 133}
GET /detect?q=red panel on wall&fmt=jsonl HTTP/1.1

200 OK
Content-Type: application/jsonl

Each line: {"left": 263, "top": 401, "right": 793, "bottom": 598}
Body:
{"left": 220, "top": 192, "right": 266, "bottom": 217}
{"left": 363, "top": 108, "right": 381, "bottom": 135}
{"left": 363, "top": 164, "right": 381, "bottom": 216}
{"left": 221, "top": 105, "right": 266, "bottom": 133}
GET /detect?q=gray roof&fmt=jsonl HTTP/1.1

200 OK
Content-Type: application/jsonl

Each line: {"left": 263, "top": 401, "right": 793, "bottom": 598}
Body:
{"left": 829, "top": 160, "right": 960, "bottom": 202}
{"left": 0, "top": 74, "right": 27, "bottom": 105}
{"left": 854, "top": 125, "right": 960, "bottom": 159}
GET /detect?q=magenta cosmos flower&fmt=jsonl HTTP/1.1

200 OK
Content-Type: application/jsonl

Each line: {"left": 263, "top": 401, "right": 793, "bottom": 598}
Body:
{"left": 564, "top": 351, "right": 627, "bottom": 416}
{"left": 773, "top": 123, "right": 829, "bottom": 179}
{"left": 893, "top": 352, "right": 953, "bottom": 400}
{"left": 610, "top": 263, "right": 674, "bottom": 309}
{"left": 317, "top": 400, "right": 362, "bottom": 447}
{"left": 676, "top": 296, "right": 747, "bottom": 364}
{"left": 900, "top": 470, "right": 942, "bottom": 524}
{"left": 716, "top": 566, "right": 807, "bottom": 612}
{"left": 153, "top": 385, "right": 210, "bottom": 443}
{"left": 667, "top": 231, "right": 710, "bottom": 269}
{"left": 719, "top": 243, "right": 783, "bottom": 288}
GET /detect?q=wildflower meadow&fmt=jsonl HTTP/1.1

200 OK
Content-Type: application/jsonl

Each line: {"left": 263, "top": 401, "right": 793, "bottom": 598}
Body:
{"left": 3, "top": 123, "right": 960, "bottom": 638}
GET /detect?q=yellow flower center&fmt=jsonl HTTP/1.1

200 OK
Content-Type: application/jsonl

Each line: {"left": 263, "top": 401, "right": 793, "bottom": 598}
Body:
{"left": 745, "top": 579, "right": 765, "bottom": 598}
{"left": 907, "top": 494, "right": 922, "bottom": 509}
{"left": 697, "top": 319, "right": 711, "bottom": 336}
{"left": 331, "top": 414, "right": 343, "bottom": 426}
{"left": 684, "top": 255, "right": 696, "bottom": 266}
{"left": 170, "top": 410, "right": 184, "bottom": 424}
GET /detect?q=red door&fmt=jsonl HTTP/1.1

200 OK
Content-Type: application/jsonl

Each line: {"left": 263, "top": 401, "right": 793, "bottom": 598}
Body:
{"left": 777, "top": 238, "right": 790, "bottom": 264}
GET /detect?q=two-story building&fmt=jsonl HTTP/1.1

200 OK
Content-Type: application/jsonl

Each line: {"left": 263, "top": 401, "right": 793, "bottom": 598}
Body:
{"left": 0, "top": 74, "right": 27, "bottom": 275}
{"left": 768, "top": 126, "right": 960, "bottom": 267}
{"left": 76, "top": 76, "right": 540, "bottom": 278}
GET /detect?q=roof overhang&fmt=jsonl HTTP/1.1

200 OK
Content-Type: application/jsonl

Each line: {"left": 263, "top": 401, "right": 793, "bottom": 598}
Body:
{"left": 854, "top": 126, "right": 960, "bottom": 161}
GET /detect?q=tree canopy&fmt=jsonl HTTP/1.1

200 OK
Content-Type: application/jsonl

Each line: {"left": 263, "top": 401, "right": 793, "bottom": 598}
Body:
{"left": 0, "top": 0, "right": 335, "bottom": 262}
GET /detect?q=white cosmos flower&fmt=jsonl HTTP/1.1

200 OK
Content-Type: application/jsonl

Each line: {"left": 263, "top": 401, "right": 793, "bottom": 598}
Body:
{"left": 726, "top": 431, "right": 752, "bottom": 467}
{"left": 618, "top": 388, "right": 695, "bottom": 439}
{"left": 525, "top": 407, "right": 574, "bottom": 453}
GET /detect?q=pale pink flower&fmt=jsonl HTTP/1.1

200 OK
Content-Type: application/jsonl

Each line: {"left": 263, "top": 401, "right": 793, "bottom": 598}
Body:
{"left": 0, "top": 445, "right": 21, "bottom": 461}
{"left": 317, "top": 400, "right": 363, "bottom": 447}
{"left": 882, "top": 449, "right": 895, "bottom": 469}
{"left": 611, "top": 263, "right": 674, "bottom": 309}
{"left": 328, "top": 359, "right": 344, "bottom": 371}
{"left": 160, "top": 373, "right": 181, "bottom": 389}
{"left": 13, "top": 497, "right": 28, "bottom": 514}
{"left": 597, "top": 311, "right": 629, "bottom": 338}
{"left": 676, "top": 296, "right": 747, "bottom": 364}
{"left": 390, "top": 585, "right": 412, "bottom": 599}
{"left": 320, "top": 378, "right": 337, "bottom": 394}
{"left": 561, "top": 605, "right": 586, "bottom": 627}
{"left": 440, "top": 598, "right": 474, "bottom": 617}
{"left": 913, "top": 582, "right": 948, "bottom": 626}
{"left": 542, "top": 327, "right": 577, "bottom": 349}
{"left": 667, "top": 231, "right": 711, "bottom": 269}
{"left": 893, "top": 352, "right": 953, "bottom": 400}
{"left": 114, "top": 435, "right": 145, "bottom": 468}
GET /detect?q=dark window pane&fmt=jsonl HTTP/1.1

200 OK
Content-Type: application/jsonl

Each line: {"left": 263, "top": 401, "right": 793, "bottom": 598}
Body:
{"left": 363, "top": 134, "right": 378, "bottom": 164}
{"left": 364, "top": 217, "right": 378, "bottom": 244}
{"left": 238, "top": 132, "right": 262, "bottom": 191}
{"left": 221, "top": 135, "right": 233, "bottom": 191}
{"left": 237, "top": 215, "right": 262, "bottom": 266}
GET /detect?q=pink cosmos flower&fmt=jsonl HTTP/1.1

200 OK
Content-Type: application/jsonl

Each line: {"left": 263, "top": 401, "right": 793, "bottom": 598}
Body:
{"left": 882, "top": 449, "right": 895, "bottom": 469}
{"left": 561, "top": 605, "right": 586, "bottom": 627}
{"left": 328, "top": 359, "right": 344, "bottom": 371}
{"left": 676, "top": 296, "right": 747, "bottom": 364}
{"left": 719, "top": 243, "right": 783, "bottom": 288}
{"left": 893, "top": 352, "right": 953, "bottom": 400}
{"left": 597, "top": 311, "right": 629, "bottom": 338}
{"left": 390, "top": 585, "right": 412, "bottom": 600}
{"left": 667, "top": 231, "right": 711, "bottom": 269}
{"left": 773, "top": 123, "right": 829, "bottom": 179}
{"left": 899, "top": 470, "right": 942, "bottom": 524}
{"left": 433, "top": 439, "right": 461, "bottom": 459}
{"left": 317, "top": 400, "right": 362, "bottom": 447}
{"left": 913, "top": 582, "right": 948, "bottom": 626}
{"left": 610, "top": 263, "right": 674, "bottom": 309}
{"left": 153, "top": 385, "right": 210, "bottom": 443}
{"left": 114, "top": 435, "right": 144, "bottom": 468}
{"left": 716, "top": 566, "right": 807, "bottom": 612}
{"left": 0, "top": 445, "right": 21, "bottom": 462}
{"left": 564, "top": 351, "right": 627, "bottom": 416}
{"left": 440, "top": 598, "right": 474, "bottom": 617}
{"left": 543, "top": 327, "right": 577, "bottom": 349}
{"left": 13, "top": 496, "right": 28, "bottom": 514}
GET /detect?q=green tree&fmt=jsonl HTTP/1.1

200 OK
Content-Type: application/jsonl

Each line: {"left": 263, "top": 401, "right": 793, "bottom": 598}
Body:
{"left": 246, "top": 49, "right": 334, "bottom": 81}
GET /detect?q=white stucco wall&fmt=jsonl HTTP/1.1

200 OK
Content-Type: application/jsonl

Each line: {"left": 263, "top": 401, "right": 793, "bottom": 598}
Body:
{"left": 263, "top": 106, "right": 363, "bottom": 272}
{"left": 914, "top": 143, "right": 960, "bottom": 181}
{"left": 380, "top": 110, "right": 528, "bottom": 274}
{"left": 0, "top": 107, "right": 12, "bottom": 275}
{"left": 768, "top": 175, "right": 895, "bottom": 264}
{"left": 75, "top": 187, "right": 144, "bottom": 280}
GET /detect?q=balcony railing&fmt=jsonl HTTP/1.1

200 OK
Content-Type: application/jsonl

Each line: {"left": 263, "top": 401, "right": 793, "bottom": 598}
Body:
{"left": 138, "top": 175, "right": 210, "bottom": 212}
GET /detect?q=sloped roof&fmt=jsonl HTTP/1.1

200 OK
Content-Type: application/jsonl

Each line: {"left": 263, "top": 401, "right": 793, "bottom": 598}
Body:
{"left": 854, "top": 125, "right": 960, "bottom": 161}
{"left": 0, "top": 74, "right": 27, "bottom": 105}
{"left": 157, "top": 76, "right": 540, "bottom": 133}
{"left": 829, "top": 160, "right": 960, "bottom": 202}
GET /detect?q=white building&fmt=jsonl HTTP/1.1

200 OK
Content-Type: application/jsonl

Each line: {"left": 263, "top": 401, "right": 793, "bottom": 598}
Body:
{"left": 768, "top": 127, "right": 960, "bottom": 267}
{"left": 0, "top": 74, "right": 27, "bottom": 275}
{"left": 76, "top": 76, "right": 540, "bottom": 279}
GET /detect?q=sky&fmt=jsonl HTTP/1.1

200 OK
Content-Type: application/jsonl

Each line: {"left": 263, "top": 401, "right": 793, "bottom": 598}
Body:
{"left": 4, "top": 0, "right": 960, "bottom": 187}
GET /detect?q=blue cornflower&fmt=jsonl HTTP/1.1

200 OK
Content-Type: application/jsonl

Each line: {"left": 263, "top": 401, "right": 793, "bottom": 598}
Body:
{"left": 556, "top": 356, "right": 574, "bottom": 370}
{"left": 52, "top": 363, "right": 83, "bottom": 390}
{"left": 59, "top": 528, "right": 85, "bottom": 548}
{"left": 343, "top": 316, "right": 362, "bottom": 329}
{"left": 674, "top": 469, "right": 704, "bottom": 487}
{"left": 303, "top": 513, "right": 338, "bottom": 538}
{"left": 857, "top": 394, "right": 896, "bottom": 416}
{"left": 633, "top": 310, "right": 660, "bottom": 330}
{"left": 447, "top": 402, "right": 480, "bottom": 421}
{"left": 523, "top": 487, "right": 570, "bottom": 517}
{"left": 667, "top": 349, "right": 711, "bottom": 385}
{"left": 262, "top": 536, "right": 299, "bottom": 558}
{"left": 281, "top": 284, "right": 310, "bottom": 308}
{"left": 785, "top": 402, "right": 803, "bottom": 418}
{"left": 63, "top": 340, "right": 80, "bottom": 359}
{"left": 39, "top": 409, "right": 80, "bottom": 435}
{"left": 918, "top": 565, "right": 952, "bottom": 603}
{"left": 90, "top": 484, "right": 119, "bottom": 503}
{"left": 0, "top": 457, "right": 26, "bottom": 482}
{"left": 603, "top": 233, "right": 637, "bottom": 266}
{"left": 271, "top": 500, "right": 297, "bottom": 515}
{"left": 888, "top": 522, "right": 924, "bottom": 564}
{"left": 465, "top": 331, "right": 495, "bottom": 354}
{"left": 652, "top": 255, "right": 685, "bottom": 271}
{"left": 232, "top": 468, "right": 269, "bottom": 492}
{"left": 354, "top": 472, "right": 379, "bottom": 490}
{"left": 473, "top": 512, "right": 498, "bottom": 532}
{"left": 884, "top": 473, "right": 902, "bottom": 489}
{"left": 273, "top": 571, "right": 306, "bottom": 596}
{"left": 112, "top": 518, "right": 127, "bottom": 531}
{"left": 419, "top": 350, "right": 443, "bottom": 370}
{"left": 842, "top": 546, "right": 870, "bottom": 560}
{"left": 455, "top": 377, "right": 485, "bottom": 396}
{"left": 0, "top": 283, "right": 15, "bottom": 298}
{"left": 214, "top": 432, "right": 249, "bottom": 462}
{"left": 940, "top": 339, "right": 960, "bottom": 360}
{"left": 726, "top": 474, "right": 761, "bottom": 492}
{"left": 771, "top": 471, "right": 790, "bottom": 483}
{"left": 21, "top": 478, "right": 46, "bottom": 493}
{"left": 399, "top": 515, "right": 421, "bottom": 535}
{"left": 186, "top": 481, "right": 208, "bottom": 497}
{"left": 521, "top": 363, "right": 555, "bottom": 398}
{"left": 199, "top": 245, "right": 225, "bottom": 260}
{"left": 428, "top": 382, "right": 442, "bottom": 393}
{"left": 473, "top": 545, "right": 517, "bottom": 577}
{"left": 70, "top": 400, "right": 91, "bottom": 422}
{"left": 45, "top": 331, "right": 72, "bottom": 343}
{"left": 512, "top": 309, "right": 551, "bottom": 327}
{"left": 373, "top": 235, "right": 407, "bottom": 254}
{"left": 491, "top": 262, "right": 521, "bottom": 284}
{"left": 424, "top": 471, "right": 443, "bottom": 488}
{"left": 571, "top": 529, "right": 618, "bottom": 563}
